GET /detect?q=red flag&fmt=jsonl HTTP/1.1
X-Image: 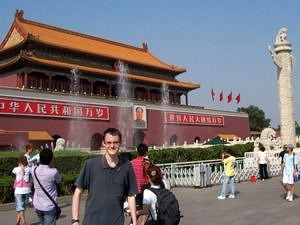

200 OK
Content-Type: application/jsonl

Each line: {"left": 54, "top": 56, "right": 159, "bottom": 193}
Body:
{"left": 235, "top": 93, "right": 241, "bottom": 104}
{"left": 211, "top": 88, "right": 215, "bottom": 101}
{"left": 219, "top": 91, "right": 223, "bottom": 102}
{"left": 227, "top": 92, "right": 232, "bottom": 103}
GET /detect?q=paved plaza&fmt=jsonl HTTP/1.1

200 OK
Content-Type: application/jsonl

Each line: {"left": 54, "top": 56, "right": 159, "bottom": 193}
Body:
{"left": 0, "top": 176, "right": 299, "bottom": 225}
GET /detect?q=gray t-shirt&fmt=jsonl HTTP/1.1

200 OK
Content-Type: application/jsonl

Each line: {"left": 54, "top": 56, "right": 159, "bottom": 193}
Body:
{"left": 75, "top": 156, "right": 137, "bottom": 225}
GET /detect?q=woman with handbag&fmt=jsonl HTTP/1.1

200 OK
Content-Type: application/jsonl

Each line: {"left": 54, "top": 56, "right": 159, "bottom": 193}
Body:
{"left": 281, "top": 144, "right": 298, "bottom": 202}
{"left": 31, "top": 148, "right": 61, "bottom": 225}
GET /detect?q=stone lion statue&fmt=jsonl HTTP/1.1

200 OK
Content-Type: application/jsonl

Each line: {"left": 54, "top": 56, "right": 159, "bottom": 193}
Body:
{"left": 54, "top": 138, "right": 65, "bottom": 151}
{"left": 275, "top": 27, "right": 288, "bottom": 44}
{"left": 259, "top": 128, "right": 276, "bottom": 151}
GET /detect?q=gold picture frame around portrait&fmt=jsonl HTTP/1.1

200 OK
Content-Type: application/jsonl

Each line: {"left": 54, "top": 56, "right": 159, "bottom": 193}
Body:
{"left": 133, "top": 105, "right": 147, "bottom": 129}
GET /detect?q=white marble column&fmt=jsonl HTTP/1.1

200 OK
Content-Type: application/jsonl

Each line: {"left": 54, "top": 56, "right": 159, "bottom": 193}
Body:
{"left": 269, "top": 28, "right": 296, "bottom": 146}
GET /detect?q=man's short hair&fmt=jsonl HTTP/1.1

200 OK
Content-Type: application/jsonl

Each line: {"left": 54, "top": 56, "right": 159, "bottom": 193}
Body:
{"left": 103, "top": 128, "right": 122, "bottom": 143}
{"left": 137, "top": 143, "right": 148, "bottom": 156}
{"left": 39, "top": 148, "right": 53, "bottom": 165}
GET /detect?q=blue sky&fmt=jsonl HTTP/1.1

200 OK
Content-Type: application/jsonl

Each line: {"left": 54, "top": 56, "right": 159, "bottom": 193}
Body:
{"left": 0, "top": 0, "right": 299, "bottom": 127}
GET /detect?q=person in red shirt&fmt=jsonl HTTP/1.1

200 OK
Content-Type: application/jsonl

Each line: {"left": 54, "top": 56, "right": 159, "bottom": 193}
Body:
{"left": 131, "top": 143, "right": 150, "bottom": 209}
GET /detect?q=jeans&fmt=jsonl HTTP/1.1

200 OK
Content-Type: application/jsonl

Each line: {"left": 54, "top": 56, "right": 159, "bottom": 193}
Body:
{"left": 15, "top": 193, "right": 29, "bottom": 212}
{"left": 36, "top": 208, "right": 56, "bottom": 225}
{"left": 220, "top": 175, "right": 235, "bottom": 197}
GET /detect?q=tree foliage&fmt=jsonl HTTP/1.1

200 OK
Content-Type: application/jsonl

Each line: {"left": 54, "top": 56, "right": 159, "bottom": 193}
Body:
{"left": 237, "top": 105, "right": 270, "bottom": 131}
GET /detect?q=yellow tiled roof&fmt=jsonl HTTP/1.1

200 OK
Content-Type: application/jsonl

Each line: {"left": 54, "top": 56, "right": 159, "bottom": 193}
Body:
{"left": 1, "top": 10, "right": 186, "bottom": 73}
{"left": 217, "top": 134, "right": 240, "bottom": 140}
{"left": 28, "top": 131, "right": 54, "bottom": 141}
{"left": 0, "top": 129, "right": 53, "bottom": 141}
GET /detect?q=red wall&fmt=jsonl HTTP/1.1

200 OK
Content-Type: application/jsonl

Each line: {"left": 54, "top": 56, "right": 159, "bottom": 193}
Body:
{"left": 0, "top": 105, "right": 250, "bottom": 149}
{"left": 0, "top": 74, "right": 18, "bottom": 87}
{"left": 145, "top": 109, "right": 250, "bottom": 145}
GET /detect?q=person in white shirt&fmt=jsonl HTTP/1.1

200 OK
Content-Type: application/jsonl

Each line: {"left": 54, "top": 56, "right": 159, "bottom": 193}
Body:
{"left": 257, "top": 145, "right": 270, "bottom": 181}
{"left": 24, "top": 143, "right": 40, "bottom": 167}
{"left": 137, "top": 164, "right": 164, "bottom": 225}
{"left": 12, "top": 156, "right": 31, "bottom": 225}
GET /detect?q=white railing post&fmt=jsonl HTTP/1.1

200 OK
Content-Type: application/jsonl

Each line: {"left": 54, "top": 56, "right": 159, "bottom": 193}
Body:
{"left": 200, "top": 163, "right": 206, "bottom": 187}
{"left": 170, "top": 163, "right": 175, "bottom": 187}
{"left": 193, "top": 164, "right": 201, "bottom": 187}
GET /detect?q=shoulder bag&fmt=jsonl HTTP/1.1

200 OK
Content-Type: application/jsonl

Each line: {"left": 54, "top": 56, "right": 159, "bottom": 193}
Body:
{"left": 33, "top": 167, "right": 61, "bottom": 220}
{"left": 293, "top": 154, "right": 300, "bottom": 183}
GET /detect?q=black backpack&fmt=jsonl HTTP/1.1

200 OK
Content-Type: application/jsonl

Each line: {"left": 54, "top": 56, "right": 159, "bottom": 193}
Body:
{"left": 148, "top": 187, "right": 181, "bottom": 225}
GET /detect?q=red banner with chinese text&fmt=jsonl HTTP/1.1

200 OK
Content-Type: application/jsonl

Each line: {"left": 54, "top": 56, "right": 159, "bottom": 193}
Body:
{"left": 165, "top": 112, "right": 224, "bottom": 126}
{"left": 0, "top": 97, "right": 109, "bottom": 120}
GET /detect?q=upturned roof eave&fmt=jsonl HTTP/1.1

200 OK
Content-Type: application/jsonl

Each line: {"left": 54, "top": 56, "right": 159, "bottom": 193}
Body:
{"left": 24, "top": 37, "right": 186, "bottom": 75}
{"left": 16, "top": 52, "right": 199, "bottom": 90}
{"left": 11, "top": 11, "right": 186, "bottom": 74}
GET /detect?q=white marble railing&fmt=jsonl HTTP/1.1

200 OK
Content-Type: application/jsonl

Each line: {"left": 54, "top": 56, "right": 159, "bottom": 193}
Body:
{"left": 86, "top": 147, "right": 300, "bottom": 188}
{"left": 244, "top": 149, "right": 300, "bottom": 159}
{"left": 158, "top": 154, "right": 298, "bottom": 188}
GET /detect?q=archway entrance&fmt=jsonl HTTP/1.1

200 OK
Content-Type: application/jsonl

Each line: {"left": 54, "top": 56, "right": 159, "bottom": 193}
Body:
{"left": 169, "top": 134, "right": 178, "bottom": 145}
{"left": 90, "top": 133, "right": 103, "bottom": 150}
{"left": 133, "top": 131, "right": 145, "bottom": 147}
{"left": 194, "top": 136, "right": 200, "bottom": 144}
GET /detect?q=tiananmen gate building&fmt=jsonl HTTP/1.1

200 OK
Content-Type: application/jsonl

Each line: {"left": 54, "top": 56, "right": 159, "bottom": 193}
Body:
{"left": 0, "top": 10, "right": 250, "bottom": 150}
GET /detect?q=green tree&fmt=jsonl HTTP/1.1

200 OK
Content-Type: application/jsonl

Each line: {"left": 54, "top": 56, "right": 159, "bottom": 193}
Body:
{"left": 237, "top": 105, "right": 270, "bottom": 131}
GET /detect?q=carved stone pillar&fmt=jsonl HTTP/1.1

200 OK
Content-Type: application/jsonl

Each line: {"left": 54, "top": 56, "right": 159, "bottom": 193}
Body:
{"left": 269, "top": 28, "right": 296, "bottom": 146}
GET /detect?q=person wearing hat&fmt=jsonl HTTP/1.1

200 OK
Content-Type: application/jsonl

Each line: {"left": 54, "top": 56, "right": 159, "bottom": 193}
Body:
{"left": 281, "top": 144, "right": 298, "bottom": 202}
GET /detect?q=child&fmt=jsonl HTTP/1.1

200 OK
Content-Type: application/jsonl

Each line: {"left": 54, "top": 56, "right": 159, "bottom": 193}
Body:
{"left": 12, "top": 156, "right": 31, "bottom": 225}
{"left": 24, "top": 143, "right": 40, "bottom": 167}
{"left": 24, "top": 143, "right": 39, "bottom": 205}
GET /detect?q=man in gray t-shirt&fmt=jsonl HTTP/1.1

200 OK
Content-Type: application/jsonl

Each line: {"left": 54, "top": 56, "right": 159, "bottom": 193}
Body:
{"left": 72, "top": 128, "right": 138, "bottom": 225}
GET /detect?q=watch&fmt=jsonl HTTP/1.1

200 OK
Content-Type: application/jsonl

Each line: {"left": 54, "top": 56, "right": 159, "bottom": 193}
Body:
{"left": 71, "top": 219, "right": 79, "bottom": 224}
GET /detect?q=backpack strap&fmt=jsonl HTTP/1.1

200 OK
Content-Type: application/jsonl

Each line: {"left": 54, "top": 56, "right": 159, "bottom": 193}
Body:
{"left": 147, "top": 209, "right": 155, "bottom": 221}
{"left": 148, "top": 187, "right": 159, "bottom": 195}
{"left": 147, "top": 187, "right": 161, "bottom": 222}
{"left": 34, "top": 167, "right": 59, "bottom": 208}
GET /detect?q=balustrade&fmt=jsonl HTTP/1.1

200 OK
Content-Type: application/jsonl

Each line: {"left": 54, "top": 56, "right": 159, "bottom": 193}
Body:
{"left": 158, "top": 152, "right": 300, "bottom": 188}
